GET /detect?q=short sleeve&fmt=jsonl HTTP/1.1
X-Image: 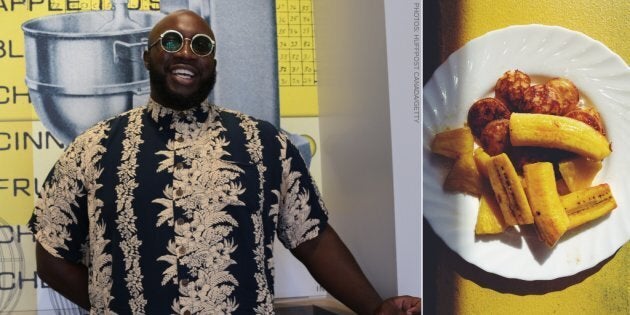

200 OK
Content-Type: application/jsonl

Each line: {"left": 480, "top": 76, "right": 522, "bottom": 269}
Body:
{"left": 275, "top": 132, "right": 329, "bottom": 249}
{"left": 28, "top": 138, "right": 90, "bottom": 264}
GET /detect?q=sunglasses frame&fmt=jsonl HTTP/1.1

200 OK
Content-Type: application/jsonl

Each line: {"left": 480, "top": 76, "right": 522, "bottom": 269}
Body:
{"left": 149, "top": 29, "right": 216, "bottom": 57}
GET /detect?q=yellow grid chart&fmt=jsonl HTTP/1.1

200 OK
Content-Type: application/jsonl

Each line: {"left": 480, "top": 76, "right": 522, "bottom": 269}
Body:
{"left": 276, "top": 0, "right": 317, "bottom": 87}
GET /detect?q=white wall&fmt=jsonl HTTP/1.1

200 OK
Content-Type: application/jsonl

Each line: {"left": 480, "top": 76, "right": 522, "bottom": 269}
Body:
{"left": 383, "top": 0, "right": 422, "bottom": 297}
{"left": 314, "top": 0, "right": 421, "bottom": 298}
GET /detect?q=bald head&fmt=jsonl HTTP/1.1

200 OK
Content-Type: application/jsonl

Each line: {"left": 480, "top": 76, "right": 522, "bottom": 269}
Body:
{"left": 148, "top": 10, "right": 214, "bottom": 48}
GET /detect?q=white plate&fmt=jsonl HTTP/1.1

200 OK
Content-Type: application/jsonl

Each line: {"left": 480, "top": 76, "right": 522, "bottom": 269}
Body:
{"left": 423, "top": 25, "right": 630, "bottom": 280}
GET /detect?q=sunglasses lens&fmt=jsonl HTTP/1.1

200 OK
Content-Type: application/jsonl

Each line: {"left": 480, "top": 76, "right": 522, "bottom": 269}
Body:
{"left": 161, "top": 31, "right": 183, "bottom": 52}
{"left": 191, "top": 35, "right": 214, "bottom": 56}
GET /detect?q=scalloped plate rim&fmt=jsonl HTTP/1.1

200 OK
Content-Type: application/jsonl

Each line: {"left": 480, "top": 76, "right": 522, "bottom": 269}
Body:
{"left": 423, "top": 24, "right": 630, "bottom": 281}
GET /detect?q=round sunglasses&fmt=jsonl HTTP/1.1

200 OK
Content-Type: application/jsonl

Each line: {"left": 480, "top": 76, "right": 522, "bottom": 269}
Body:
{"left": 149, "top": 30, "right": 216, "bottom": 57}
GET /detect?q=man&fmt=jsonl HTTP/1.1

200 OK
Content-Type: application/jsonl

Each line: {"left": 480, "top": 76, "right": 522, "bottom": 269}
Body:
{"left": 30, "top": 10, "right": 420, "bottom": 315}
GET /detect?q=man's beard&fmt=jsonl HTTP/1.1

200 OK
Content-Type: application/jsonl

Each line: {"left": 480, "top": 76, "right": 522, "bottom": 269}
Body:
{"left": 149, "top": 68, "right": 217, "bottom": 111}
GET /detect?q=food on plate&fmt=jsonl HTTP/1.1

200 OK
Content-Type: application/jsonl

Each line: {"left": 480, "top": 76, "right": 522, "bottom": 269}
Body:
{"left": 473, "top": 147, "right": 491, "bottom": 178}
{"left": 432, "top": 127, "right": 482, "bottom": 196}
{"left": 565, "top": 107, "right": 605, "bottom": 135}
{"left": 509, "top": 113, "right": 612, "bottom": 160}
{"left": 480, "top": 118, "right": 511, "bottom": 156}
{"left": 521, "top": 84, "right": 565, "bottom": 115}
{"left": 546, "top": 78, "right": 580, "bottom": 113}
{"left": 431, "top": 69, "right": 617, "bottom": 247}
{"left": 556, "top": 178, "right": 571, "bottom": 196}
{"left": 443, "top": 153, "right": 483, "bottom": 197}
{"left": 495, "top": 69, "right": 531, "bottom": 111}
{"left": 558, "top": 157, "right": 602, "bottom": 192}
{"left": 523, "top": 162, "right": 570, "bottom": 247}
{"left": 560, "top": 183, "right": 617, "bottom": 229}
{"left": 508, "top": 147, "right": 571, "bottom": 173}
{"left": 475, "top": 185, "right": 508, "bottom": 235}
{"left": 486, "top": 153, "right": 533, "bottom": 226}
{"left": 430, "top": 126, "right": 474, "bottom": 159}
{"left": 467, "top": 97, "right": 511, "bottom": 138}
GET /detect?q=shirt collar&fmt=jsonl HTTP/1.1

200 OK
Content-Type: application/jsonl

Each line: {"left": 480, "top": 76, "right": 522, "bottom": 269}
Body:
{"left": 146, "top": 97, "right": 216, "bottom": 127}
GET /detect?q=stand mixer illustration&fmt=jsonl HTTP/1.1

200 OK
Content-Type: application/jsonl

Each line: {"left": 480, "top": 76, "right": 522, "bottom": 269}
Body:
{"left": 23, "top": 0, "right": 311, "bottom": 164}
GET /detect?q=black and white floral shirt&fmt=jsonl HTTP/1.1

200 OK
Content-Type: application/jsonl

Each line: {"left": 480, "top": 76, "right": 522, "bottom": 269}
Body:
{"left": 29, "top": 99, "right": 328, "bottom": 314}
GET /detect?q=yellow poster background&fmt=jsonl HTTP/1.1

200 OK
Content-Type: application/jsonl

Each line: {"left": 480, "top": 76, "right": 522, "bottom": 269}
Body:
{"left": 0, "top": 0, "right": 321, "bottom": 311}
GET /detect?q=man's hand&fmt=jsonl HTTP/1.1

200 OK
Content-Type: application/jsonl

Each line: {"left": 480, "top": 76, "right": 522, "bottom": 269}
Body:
{"left": 292, "top": 224, "right": 421, "bottom": 315}
{"left": 373, "top": 296, "right": 421, "bottom": 315}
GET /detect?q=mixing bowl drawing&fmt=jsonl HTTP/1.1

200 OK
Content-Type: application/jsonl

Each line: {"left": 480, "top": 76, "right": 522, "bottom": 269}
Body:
{"left": 22, "top": 1, "right": 283, "bottom": 146}
{"left": 22, "top": 9, "right": 164, "bottom": 144}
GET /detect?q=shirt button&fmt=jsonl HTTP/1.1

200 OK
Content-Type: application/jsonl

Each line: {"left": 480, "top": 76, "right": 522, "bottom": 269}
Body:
{"left": 179, "top": 246, "right": 186, "bottom": 255}
{"left": 176, "top": 218, "right": 185, "bottom": 226}
{"left": 176, "top": 188, "right": 183, "bottom": 196}
{"left": 183, "top": 311, "right": 191, "bottom": 315}
{"left": 176, "top": 162, "right": 184, "bottom": 169}
{"left": 181, "top": 278, "right": 189, "bottom": 287}
{"left": 176, "top": 136, "right": 184, "bottom": 143}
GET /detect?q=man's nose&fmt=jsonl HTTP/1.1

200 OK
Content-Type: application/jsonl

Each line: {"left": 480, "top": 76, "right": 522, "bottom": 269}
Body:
{"left": 175, "top": 39, "right": 195, "bottom": 58}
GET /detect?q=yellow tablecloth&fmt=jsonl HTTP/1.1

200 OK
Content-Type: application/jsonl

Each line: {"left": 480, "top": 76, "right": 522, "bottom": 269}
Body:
{"left": 424, "top": 1, "right": 630, "bottom": 314}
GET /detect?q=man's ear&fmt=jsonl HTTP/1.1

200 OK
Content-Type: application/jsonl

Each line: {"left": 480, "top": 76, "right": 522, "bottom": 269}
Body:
{"left": 143, "top": 50, "right": 150, "bottom": 70}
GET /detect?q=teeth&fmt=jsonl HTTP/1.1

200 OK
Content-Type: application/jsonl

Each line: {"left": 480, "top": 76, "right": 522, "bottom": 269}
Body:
{"left": 173, "top": 69, "right": 194, "bottom": 78}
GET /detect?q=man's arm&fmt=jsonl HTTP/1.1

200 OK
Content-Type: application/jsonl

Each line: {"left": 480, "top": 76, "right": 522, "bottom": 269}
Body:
{"left": 291, "top": 223, "right": 382, "bottom": 314}
{"left": 36, "top": 242, "right": 90, "bottom": 310}
{"left": 291, "top": 223, "right": 420, "bottom": 315}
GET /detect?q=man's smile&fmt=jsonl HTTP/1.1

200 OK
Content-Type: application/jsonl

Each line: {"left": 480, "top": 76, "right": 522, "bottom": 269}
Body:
{"left": 173, "top": 68, "right": 194, "bottom": 79}
{"left": 169, "top": 64, "right": 198, "bottom": 85}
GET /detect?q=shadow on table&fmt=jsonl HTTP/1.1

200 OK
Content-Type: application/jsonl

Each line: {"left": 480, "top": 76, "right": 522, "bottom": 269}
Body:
{"left": 423, "top": 219, "right": 619, "bottom": 314}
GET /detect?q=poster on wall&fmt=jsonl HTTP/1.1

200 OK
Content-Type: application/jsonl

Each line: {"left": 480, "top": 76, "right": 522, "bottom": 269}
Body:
{"left": 0, "top": 0, "right": 324, "bottom": 312}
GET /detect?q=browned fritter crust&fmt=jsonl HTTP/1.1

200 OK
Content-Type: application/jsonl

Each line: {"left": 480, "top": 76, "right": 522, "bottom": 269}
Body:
{"left": 495, "top": 69, "right": 531, "bottom": 111}
{"left": 520, "top": 84, "right": 565, "bottom": 115}
{"left": 467, "top": 97, "right": 511, "bottom": 138}
{"left": 480, "top": 118, "right": 510, "bottom": 156}
{"left": 546, "top": 78, "right": 580, "bottom": 114}
{"left": 565, "top": 108, "right": 605, "bottom": 135}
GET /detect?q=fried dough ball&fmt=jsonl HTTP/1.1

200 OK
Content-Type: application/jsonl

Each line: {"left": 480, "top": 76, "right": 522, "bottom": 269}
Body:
{"left": 467, "top": 97, "right": 511, "bottom": 138}
{"left": 495, "top": 69, "right": 531, "bottom": 111}
{"left": 565, "top": 107, "right": 605, "bottom": 135}
{"left": 520, "top": 84, "right": 565, "bottom": 115}
{"left": 546, "top": 78, "right": 579, "bottom": 114}
{"left": 480, "top": 119, "right": 510, "bottom": 156}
